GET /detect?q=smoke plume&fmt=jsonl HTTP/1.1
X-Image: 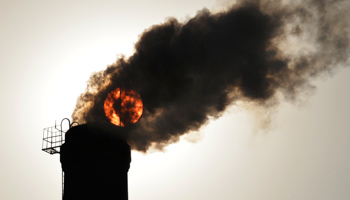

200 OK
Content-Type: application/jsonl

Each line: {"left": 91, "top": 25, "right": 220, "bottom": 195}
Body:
{"left": 72, "top": 0, "right": 350, "bottom": 152}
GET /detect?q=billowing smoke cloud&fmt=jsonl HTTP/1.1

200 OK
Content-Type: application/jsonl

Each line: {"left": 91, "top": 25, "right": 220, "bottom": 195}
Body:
{"left": 72, "top": 0, "right": 350, "bottom": 152}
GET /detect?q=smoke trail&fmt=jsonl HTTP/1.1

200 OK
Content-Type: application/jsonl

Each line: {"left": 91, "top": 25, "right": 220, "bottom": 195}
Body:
{"left": 72, "top": 0, "right": 350, "bottom": 152}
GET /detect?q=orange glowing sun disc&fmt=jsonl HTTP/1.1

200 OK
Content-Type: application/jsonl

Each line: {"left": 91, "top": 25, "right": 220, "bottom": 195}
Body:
{"left": 104, "top": 88, "right": 143, "bottom": 127}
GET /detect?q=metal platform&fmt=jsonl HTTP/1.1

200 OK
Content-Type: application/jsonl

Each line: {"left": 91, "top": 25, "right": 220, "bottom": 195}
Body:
{"left": 42, "top": 125, "right": 66, "bottom": 154}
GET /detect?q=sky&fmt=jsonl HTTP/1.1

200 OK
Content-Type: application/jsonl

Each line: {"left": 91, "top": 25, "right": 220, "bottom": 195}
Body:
{"left": 0, "top": 0, "right": 350, "bottom": 200}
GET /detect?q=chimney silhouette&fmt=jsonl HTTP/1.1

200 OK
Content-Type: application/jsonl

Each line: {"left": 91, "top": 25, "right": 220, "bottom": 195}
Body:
{"left": 60, "top": 122, "right": 131, "bottom": 200}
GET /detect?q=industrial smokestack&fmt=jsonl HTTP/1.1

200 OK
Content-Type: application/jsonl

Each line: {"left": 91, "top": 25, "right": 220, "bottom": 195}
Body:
{"left": 60, "top": 122, "right": 131, "bottom": 200}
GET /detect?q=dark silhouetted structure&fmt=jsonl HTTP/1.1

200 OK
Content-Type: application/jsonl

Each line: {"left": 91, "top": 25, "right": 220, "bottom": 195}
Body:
{"left": 60, "top": 123, "right": 131, "bottom": 200}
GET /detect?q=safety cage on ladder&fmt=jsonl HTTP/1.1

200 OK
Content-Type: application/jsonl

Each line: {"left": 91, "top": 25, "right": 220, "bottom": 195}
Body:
{"left": 42, "top": 118, "right": 79, "bottom": 199}
{"left": 42, "top": 118, "right": 79, "bottom": 154}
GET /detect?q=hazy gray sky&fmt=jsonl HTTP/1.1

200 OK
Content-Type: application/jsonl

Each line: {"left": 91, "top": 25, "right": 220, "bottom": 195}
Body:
{"left": 1, "top": 0, "right": 349, "bottom": 199}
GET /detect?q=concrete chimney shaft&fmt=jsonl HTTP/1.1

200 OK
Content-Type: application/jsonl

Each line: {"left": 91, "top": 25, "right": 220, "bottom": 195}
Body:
{"left": 60, "top": 123, "right": 131, "bottom": 200}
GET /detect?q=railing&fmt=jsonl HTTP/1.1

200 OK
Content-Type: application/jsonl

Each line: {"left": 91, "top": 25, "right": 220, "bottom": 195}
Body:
{"left": 42, "top": 125, "right": 66, "bottom": 154}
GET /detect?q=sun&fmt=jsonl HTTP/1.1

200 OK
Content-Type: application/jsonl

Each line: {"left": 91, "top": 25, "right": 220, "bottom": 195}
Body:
{"left": 104, "top": 88, "right": 143, "bottom": 126}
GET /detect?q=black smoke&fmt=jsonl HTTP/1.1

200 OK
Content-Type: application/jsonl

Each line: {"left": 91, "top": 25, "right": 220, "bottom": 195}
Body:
{"left": 72, "top": 0, "right": 350, "bottom": 152}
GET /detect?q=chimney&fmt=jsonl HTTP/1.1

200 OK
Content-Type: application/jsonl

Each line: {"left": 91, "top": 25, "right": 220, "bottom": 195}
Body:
{"left": 60, "top": 122, "right": 131, "bottom": 200}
